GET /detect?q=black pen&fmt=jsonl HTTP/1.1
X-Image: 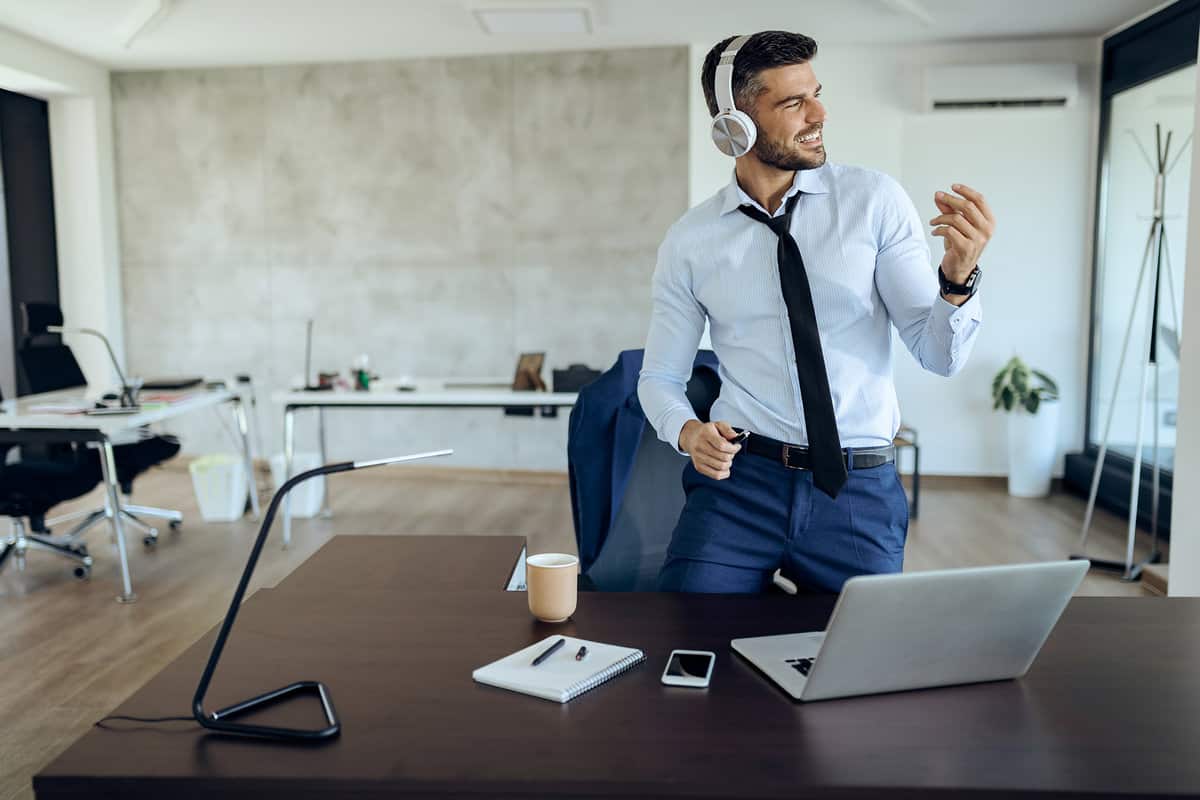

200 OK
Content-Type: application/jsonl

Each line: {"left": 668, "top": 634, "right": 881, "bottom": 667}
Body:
{"left": 531, "top": 637, "right": 566, "bottom": 666}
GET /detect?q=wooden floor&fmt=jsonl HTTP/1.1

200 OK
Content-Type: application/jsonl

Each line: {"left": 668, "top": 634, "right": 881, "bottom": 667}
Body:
{"left": 0, "top": 463, "right": 1163, "bottom": 800}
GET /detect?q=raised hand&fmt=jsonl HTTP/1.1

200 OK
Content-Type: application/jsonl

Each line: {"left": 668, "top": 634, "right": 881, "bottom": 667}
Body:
{"left": 929, "top": 183, "right": 995, "bottom": 283}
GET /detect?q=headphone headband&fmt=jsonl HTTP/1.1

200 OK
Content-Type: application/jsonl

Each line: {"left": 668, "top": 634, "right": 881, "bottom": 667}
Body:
{"left": 714, "top": 34, "right": 752, "bottom": 114}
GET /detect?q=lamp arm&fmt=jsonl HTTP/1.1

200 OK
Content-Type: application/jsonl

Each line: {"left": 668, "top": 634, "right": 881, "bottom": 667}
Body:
{"left": 191, "top": 461, "right": 353, "bottom": 727}
{"left": 50, "top": 325, "right": 135, "bottom": 407}
{"left": 191, "top": 449, "right": 452, "bottom": 740}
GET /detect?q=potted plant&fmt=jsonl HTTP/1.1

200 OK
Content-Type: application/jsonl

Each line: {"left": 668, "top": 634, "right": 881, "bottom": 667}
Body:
{"left": 992, "top": 357, "right": 1060, "bottom": 497}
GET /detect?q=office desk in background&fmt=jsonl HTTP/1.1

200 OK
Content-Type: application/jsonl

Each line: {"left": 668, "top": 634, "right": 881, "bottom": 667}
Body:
{"left": 0, "top": 386, "right": 259, "bottom": 602}
{"left": 272, "top": 379, "right": 578, "bottom": 546}
{"left": 35, "top": 535, "right": 1200, "bottom": 798}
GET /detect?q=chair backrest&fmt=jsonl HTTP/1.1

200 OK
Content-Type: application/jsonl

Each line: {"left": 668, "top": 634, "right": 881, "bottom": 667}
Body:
{"left": 16, "top": 301, "right": 87, "bottom": 395}
{"left": 581, "top": 365, "right": 722, "bottom": 591}
{"left": 18, "top": 343, "right": 88, "bottom": 394}
{"left": 583, "top": 423, "right": 688, "bottom": 590}
{"left": 21, "top": 301, "right": 65, "bottom": 336}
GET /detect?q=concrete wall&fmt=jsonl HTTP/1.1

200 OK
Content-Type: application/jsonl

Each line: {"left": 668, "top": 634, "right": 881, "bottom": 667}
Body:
{"left": 113, "top": 47, "right": 688, "bottom": 469}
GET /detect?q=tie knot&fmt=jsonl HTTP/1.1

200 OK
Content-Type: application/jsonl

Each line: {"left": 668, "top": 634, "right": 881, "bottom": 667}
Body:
{"left": 739, "top": 192, "right": 800, "bottom": 237}
{"left": 765, "top": 215, "right": 791, "bottom": 237}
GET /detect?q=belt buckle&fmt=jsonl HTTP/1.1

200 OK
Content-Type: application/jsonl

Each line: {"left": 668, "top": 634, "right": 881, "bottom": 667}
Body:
{"left": 781, "top": 445, "right": 802, "bottom": 470}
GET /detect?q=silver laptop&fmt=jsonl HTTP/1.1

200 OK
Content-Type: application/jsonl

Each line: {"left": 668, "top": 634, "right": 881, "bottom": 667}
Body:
{"left": 731, "top": 560, "right": 1088, "bottom": 702}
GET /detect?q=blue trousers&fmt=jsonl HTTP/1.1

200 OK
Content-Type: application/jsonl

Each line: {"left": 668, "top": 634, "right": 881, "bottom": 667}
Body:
{"left": 657, "top": 451, "right": 909, "bottom": 594}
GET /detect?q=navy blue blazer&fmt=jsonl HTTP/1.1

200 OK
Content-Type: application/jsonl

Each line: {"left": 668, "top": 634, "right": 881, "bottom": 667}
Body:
{"left": 568, "top": 349, "right": 720, "bottom": 574}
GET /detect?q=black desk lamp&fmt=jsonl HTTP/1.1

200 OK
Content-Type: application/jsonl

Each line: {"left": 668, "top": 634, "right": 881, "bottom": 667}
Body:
{"left": 192, "top": 449, "right": 453, "bottom": 741}
{"left": 21, "top": 302, "right": 138, "bottom": 407}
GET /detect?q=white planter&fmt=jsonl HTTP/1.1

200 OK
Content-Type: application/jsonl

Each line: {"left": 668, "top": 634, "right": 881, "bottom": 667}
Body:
{"left": 1006, "top": 400, "right": 1060, "bottom": 498}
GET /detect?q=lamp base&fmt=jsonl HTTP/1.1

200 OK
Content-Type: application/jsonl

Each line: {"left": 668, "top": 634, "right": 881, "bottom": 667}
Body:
{"left": 196, "top": 680, "right": 340, "bottom": 741}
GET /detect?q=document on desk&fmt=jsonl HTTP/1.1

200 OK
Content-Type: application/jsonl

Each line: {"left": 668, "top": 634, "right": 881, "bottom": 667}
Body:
{"left": 472, "top": 635, "right": 645, "bottom": 703}
{"left": 138, "top": 392, "right": 188, "bottom": 404}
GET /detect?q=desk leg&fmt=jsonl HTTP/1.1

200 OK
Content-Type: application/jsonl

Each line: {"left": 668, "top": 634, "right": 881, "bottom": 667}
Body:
{"left": 233, "top": 397, "right": 261, "bottom": 520}
{"left": 283, "top": 406, "right": 295, "bottom": 549}
{"left": 100, "top": 438, "right": 136, "bottom": 603}
{"left": 317, "top": 407, "right": 332, "bottom": 518}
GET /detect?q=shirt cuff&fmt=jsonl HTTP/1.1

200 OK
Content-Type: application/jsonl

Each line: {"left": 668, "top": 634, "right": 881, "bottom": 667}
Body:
{"left": 662, "top": 410, "right": 701, "bottom": 457}
{"left": 932, "top": 291, "right": 982, "bottom": 337}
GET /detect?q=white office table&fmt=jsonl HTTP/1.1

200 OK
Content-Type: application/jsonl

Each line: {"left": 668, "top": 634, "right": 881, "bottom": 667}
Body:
{"left": 272, "top": 379, "right": 578, "bottom": 547}
{"left": 0, "top": 386, "right": 260, "bottom": 602}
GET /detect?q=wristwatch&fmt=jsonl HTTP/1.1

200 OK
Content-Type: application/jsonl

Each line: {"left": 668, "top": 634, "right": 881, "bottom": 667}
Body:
{"left": 938, "top": 264, "right": 982, "bottom": 297}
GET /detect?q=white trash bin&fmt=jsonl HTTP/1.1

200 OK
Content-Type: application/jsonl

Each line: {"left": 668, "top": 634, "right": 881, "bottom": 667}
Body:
{"left": 189, "top": 454, "right": 247, "bottom": 523}
{"left": 269, "top": 452, "right": 325, "bottom": 518}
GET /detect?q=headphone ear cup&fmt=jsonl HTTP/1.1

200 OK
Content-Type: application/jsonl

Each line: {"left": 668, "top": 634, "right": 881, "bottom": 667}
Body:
{"left": 710, "top": 109, "right": 757, "bottom": 157}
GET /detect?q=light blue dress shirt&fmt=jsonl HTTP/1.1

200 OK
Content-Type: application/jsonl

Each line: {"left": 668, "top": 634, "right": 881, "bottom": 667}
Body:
{"left": 638, "top": 161, "right": 983, "bottom": 455}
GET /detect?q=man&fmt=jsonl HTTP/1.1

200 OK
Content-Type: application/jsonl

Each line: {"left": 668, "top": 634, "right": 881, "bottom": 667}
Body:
{"left": 638, "top": 30, "right": 993, "bottom": 594}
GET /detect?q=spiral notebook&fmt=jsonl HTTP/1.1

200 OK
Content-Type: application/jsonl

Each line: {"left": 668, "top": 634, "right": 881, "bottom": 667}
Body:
{"left": 472, "top": 635, "right": 645, "bottom": 703}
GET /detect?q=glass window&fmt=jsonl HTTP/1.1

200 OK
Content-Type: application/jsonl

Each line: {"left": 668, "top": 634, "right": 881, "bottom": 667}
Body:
{"left": 1090, "top": 64, "right": 1195, "bottom": 472}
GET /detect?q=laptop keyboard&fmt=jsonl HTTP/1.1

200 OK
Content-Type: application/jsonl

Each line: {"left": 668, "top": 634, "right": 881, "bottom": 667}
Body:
{"left": 784, "top": 657, "right": 814, "bottom": 676}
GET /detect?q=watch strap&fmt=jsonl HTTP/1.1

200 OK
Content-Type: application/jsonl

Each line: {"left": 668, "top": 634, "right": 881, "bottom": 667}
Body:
{"left": 939, "top": 264, "right": 981, "bottom": 297}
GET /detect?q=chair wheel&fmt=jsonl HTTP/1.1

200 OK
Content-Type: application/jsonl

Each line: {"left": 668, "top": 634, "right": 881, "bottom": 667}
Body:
{"left": 169, "top": 520, "right": 182, "bottom": 531}
{"left": 73, "top": 564, "right": 91, "bottom": 580}
{"left": 143, "top": 535, "right": 158, "bottom": 547}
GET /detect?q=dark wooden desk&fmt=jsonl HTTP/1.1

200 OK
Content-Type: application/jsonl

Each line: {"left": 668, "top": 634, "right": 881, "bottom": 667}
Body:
{"left": 35, "top": 535, "right": 1200, "bottom": 799}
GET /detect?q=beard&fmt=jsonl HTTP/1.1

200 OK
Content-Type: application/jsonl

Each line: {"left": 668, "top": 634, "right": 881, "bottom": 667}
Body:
{"left": 753, "top": 127, "right": 827, "bottom": 171}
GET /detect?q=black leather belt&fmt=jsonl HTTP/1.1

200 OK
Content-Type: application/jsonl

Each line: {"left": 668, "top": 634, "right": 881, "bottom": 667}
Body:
{"left": 741, "top": 431, "right": 895, "bottom": 471}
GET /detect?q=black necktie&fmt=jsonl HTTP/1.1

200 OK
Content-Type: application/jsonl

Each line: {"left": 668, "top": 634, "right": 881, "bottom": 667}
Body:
{"left": 739, "top": 193, "right": 847, "bottom": 499}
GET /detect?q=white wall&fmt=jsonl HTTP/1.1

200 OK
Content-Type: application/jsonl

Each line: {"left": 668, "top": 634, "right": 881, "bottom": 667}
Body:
{"left": 1168, "top": 44, "right": 1200, "bottom": 598}
{"left": 48, "top": 92, "right": 125, "bottom": 385}
{"left": 0, "top": 25, "right": 124, "bottom": 390}
{"left": 688, "top": 37, "right": 1101, "bottom": 476}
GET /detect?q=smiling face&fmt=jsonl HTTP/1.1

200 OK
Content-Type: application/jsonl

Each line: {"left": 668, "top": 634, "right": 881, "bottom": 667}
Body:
{"left": 745, "top": 61, "right": 827, "bottom": 171}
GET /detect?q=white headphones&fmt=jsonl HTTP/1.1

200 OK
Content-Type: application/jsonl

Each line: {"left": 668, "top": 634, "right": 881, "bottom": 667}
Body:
{"left": 711, "top": 34, "right": 756, "bottom": 158}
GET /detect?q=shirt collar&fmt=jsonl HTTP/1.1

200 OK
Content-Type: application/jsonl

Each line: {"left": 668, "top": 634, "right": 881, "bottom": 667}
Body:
{"left": 719, "top": 163, "right": 831, "bottom": 217}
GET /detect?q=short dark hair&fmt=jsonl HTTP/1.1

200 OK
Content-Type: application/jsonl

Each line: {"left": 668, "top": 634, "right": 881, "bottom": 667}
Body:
{"left": 701, "top": 31, "right": 818, "bottom": 118}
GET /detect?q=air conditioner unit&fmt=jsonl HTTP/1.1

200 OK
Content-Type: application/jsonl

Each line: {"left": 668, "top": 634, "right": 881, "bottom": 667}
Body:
{"left": 922, "top": 63, "right": 1078, "bottom": 111}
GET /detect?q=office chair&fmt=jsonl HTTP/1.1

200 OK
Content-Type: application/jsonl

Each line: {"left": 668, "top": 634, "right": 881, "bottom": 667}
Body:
{"left": 576, "top": 363, "right": 797, "bottom": 594}
{"left": 18, "top": 302, "right": 183, "bottom": 546}
{"left": 0, "top": 438, "right": 102, "bottom": 581}
{"left": 581, "top": 420, "right": 688, "bottom": 591}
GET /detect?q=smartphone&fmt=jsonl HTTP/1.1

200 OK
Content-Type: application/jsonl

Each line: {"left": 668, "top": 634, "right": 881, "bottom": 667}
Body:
{"left": 661, "top": 649, "right": 716, "bottom": 688}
